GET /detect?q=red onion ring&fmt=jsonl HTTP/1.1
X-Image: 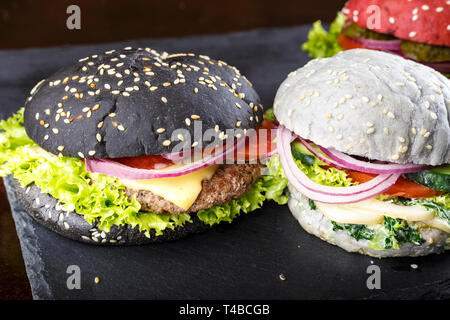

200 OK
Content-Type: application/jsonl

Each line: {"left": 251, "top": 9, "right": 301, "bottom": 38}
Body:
{"left": 277, "top": 126, "right": 400, "bottom": 204}
{"left": 347, "top": 36, "right": 402, "bottom": 51}
{"left": 393, "top": 51, "right": 450, "bottom": 73}
{"left": 346, "top": 36, "right": 450, "bottom": 73}
{"left": 419, "top": 60, "right": 450, "bottom": 74}
{"left": 296, "top": 137, "right": 346, "bottom": 170}
{"left": 317, "top": 145, "right": 429, "bottom": 174}
{"left": 85, "top": 137, "right": 246, "bottom": 180}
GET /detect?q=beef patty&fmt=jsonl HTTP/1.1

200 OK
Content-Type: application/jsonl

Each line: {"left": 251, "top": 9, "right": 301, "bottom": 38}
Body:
{"left": 125, "top": 163, "right": 262, "bottom": 214}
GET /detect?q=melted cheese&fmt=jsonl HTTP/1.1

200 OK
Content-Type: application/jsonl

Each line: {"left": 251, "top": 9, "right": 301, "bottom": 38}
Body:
{"left": 316, "top": 198, "right": 449, "bottom": 233}
{"left": 119, "top": 165, "right": 219, "bottom": 210}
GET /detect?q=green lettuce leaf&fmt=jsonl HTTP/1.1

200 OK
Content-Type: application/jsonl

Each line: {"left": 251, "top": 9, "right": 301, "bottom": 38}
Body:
{"left": 0, "top": 110, "right": 288, "bottom": 237}
{"left": 294, "top": 156, "right": 355, "bottom": 188}
{"left": 302, "top": 12, "right": 346, "bottom": 58}
{"left": 332, "top": 217, "right": 425, "bottom": 250}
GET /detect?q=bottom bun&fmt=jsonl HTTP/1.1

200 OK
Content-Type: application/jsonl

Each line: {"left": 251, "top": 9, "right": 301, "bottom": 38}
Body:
{"left": 10, "top": 176, "right": 212, "bottom": 245}
{"left": 288, "top": 184, "right": 448, "bottom": 258}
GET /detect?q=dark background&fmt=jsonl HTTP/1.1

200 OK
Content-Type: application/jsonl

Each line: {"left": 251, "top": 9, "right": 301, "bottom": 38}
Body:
{"left": 0, "top": 0, "right": 345, "bottom": 300}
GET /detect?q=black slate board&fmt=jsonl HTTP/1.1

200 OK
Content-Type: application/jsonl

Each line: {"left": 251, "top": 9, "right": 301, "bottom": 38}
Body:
{"left": 1, "top": 26, "right": 449, "bottom": 300}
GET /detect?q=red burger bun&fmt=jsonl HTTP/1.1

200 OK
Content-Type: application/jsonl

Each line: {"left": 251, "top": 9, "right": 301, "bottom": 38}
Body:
{"left": 342, "top": 0, "right": 450, "bottom": 47}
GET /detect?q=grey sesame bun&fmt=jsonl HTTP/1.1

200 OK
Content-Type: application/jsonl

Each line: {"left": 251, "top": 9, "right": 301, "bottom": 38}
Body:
{"left": 288, "top": 184, "right": 448, "bottom": 258}
{"left": 10, "top": 176, "right": 212, "bottom": 245}
{"left": 23, "top": 47, "right": 263, "bottom": 159}
{"left": 274, "top": 49, "right": 450, "bottom": 166}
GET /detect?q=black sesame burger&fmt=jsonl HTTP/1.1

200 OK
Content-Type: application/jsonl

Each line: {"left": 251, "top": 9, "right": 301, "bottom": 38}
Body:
{"left": 274, "top": 49, "right": 450, "bottom": 257}
{"left": 302, "top": 0, "right": 450, "bottom": 77}
{"left": 0, "top": 47, "right": 287, "bottom": 245}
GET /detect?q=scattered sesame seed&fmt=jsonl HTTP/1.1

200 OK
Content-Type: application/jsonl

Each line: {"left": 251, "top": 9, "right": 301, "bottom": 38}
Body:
{"left": 162, "top": 140, "right": 171, "bottom": 147}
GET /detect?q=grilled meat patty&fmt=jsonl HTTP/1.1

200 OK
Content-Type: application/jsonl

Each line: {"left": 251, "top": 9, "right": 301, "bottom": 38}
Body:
{"left": 125, "top": 163, "right": 262, "bottom": 214}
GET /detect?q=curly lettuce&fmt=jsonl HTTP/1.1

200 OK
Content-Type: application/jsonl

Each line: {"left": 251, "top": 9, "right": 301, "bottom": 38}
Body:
{"left": 0, "top": 109, "right": 288, "bottom": 237}
{"left": 294, "top": 154, "right": 354, "bottom": 188}
{"left": 302, "top": 12, "right": 346, "bottom": 58}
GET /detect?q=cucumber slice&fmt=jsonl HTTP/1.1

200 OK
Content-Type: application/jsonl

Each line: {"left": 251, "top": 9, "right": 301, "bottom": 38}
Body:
{"left": 431, "top": 164, "right": 450, "bottom": 175}
{"left": 291, "top": 141, "right": 316, "bottom": 166}
{"left": 405, "top": 165, "right": 450, "bottom": 192}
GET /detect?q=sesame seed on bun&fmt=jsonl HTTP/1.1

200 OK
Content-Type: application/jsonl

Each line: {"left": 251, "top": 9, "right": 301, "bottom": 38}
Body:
{"left": 24, "top": 48, "right": 263, "bottom": 159}
{"left": 342, "top": 0, "right": 450, "bottom": 47}
{"left": 274, "top": 49, "right": 450, "bottom": 166}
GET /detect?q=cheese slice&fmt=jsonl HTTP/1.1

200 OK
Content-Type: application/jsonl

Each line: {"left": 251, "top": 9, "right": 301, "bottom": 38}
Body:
{"left": 316, "top": 202, "right": 385, "bottom": 225}
{"left": 118, "top": 165, "right": 219, "bottom": 210}
{"left": 316, "top": 198, "right": 450, "bottom": 233}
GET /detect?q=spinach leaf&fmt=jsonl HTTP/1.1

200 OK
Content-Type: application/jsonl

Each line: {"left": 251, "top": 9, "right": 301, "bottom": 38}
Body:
{"left": 331, "top": 216, "right": 425, "bottom": 250}
{"left": 383, "top": 216, "right": 425, "bottom": 246}
{"left": 391, "top": 197, "right": 450, "bottom": 224}
{"left": 308, "top": 199, "right": 317, "bottom": 210}
{"left": 331, "top": 221, "right": 375, "bottom": 240}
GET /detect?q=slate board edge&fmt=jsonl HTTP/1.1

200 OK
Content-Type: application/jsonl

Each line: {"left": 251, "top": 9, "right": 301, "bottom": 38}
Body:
{"left": 4, "top": 175, "right": 53, "bottom": 300}
{"left": 5, "top": 174, "right": 450, "bottom": 300}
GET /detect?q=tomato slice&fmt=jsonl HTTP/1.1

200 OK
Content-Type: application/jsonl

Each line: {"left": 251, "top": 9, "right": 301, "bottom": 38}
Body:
{"left": 236, "top": 120, "right": 276, "bottom": 160}
{"left": 337, "top": 34, "right": 369, "bottom": 50}
{"left": 112, "top": 155, "right": 174, "bottom": 170}
{"left": 112, "top": 119, "right": 276, "bottom": 168}
{"left": 346, "top": 171, "right": 444, "bottom": 198}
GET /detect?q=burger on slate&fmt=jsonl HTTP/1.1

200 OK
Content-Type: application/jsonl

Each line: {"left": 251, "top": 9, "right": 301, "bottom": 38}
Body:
{"left": 273, "top": 49, "right": 450, "bottom": 257}
{"left": 302, "top": 0, "right": 450, "bottom": 77}
{"left": 0, "top": 47, "right": 287, "bottom": 245}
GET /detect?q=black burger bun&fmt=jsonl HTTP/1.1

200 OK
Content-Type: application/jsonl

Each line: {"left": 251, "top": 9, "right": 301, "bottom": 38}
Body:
{"left": 9, "top": 176, "right": 213, "bottom": 245}
{"left": 24, "top": 48, "right": 263, "bottom": 159}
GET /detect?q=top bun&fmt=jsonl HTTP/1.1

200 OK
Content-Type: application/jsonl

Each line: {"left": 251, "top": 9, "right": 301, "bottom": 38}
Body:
{"left": 24, "top": 47, "right": 263, "bottom": 159}
{"left": 274, "top": 49, "right": 450, "bottom": 165}
{"left": 342, "top": 0, "right": 450, "bottom": 46}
